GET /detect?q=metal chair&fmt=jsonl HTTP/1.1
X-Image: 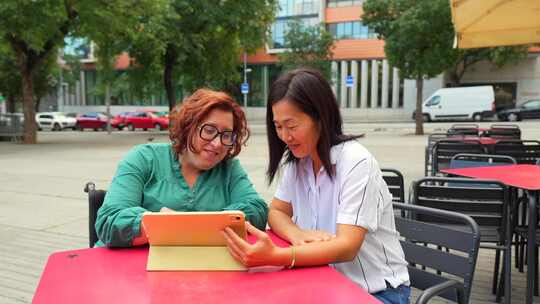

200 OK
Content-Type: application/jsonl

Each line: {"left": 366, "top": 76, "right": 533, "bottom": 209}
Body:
{"left": 449, "top": 153, "right": 517, "bottom": 168}
{"left": 411, "top": 177, "right": 512, "bottom": 303}
{"left": 493, "top": 140, "right": 540, "bottom": 164}
{"left": 447, "top": 124, "right": 480, "bottom": 136}
{"left": 431, "top": 140, "right": 485, "bottom": 176}
{"left": 381, "top": 168, "right": 405, "bottom": 203}
{"left": 425, "top": 133, "right": 453, "bottom": 176}
{"left": 84, "top": 182, "right": 106, "bottom": 248}
{"left": 393, "top": 203, "right": 480, "bottom": 304}
{"left": 488, "top": 124, "right": 521, "bottom": 140}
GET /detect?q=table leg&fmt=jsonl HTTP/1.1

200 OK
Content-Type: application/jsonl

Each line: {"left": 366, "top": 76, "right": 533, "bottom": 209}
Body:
{"left": 527, "top": 191, "right": 538, "bottom": 304}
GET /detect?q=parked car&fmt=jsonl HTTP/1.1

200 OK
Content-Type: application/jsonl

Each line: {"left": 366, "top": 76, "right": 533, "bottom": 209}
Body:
{"left": 413, "top": 86, "right": 495, "bottom": 122}
{"left": 36, "top": 112, "right": 77, "bottom": 131}
{"left": 110, "top": 111, "right": 131, "bottom": 130}
{"left": 124, "top": 111, "right": 169, "bottom": 131}
{"left": 76, "top": 112, "right": 108, "bottom": 131}
{"left": 497, "top": 99, "right": 540, "bottom": 121}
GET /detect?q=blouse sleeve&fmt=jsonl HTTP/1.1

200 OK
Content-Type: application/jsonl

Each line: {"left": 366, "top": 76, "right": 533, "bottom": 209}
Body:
{"left": 95, "top": 145, "right": 151, "bottom": 247}
{"left": 336, "top": 155, "right": 390, "bottom": 232}
{"left": 222, "top": 159, "right": 269, "bottom": 230}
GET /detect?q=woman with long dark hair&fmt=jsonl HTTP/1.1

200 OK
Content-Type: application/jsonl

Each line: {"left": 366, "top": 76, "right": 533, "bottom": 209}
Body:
{"left": 223, "top": 68, "right": 410, "bottom": 304}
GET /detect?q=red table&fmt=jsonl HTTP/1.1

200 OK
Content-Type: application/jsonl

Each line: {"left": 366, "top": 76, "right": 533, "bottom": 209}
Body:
{"left": 442, "top": 164, "right": 540, "bottom": 304}
{"left": 33, "top": 233, "right": 380, "bottom": 304}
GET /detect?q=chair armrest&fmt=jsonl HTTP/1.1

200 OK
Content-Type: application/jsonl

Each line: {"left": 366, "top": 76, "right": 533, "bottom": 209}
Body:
{"left": 416, "top": 280, "right": 464, "bottom": 304}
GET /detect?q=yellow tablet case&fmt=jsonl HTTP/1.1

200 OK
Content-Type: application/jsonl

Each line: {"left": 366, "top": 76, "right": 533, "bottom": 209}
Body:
{"left": 142, "top": 211, "right": 247, "bottom": 271}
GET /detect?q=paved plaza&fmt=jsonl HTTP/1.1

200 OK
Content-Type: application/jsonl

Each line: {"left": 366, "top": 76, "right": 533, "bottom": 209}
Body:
{"left": 1, "top": 120, "right": 539, "bottom": 303}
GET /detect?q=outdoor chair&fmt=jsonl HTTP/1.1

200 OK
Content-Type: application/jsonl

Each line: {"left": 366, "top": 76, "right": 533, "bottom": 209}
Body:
{"left": 411, "top": 177, "right": 512, "bottom": 303}
{"left": 449, "top": 153, "right": 516, "bottom": 168}
{"left": 393, "top": 202, "right": 480, "bottom": 304}
{"left": 493, "top": 140, "right": 540, "bottom": 164}
{"left": 425, "top": 133, "right": 453, "bottom": 176}
{"left": 431, "top": 140, "right": 485, "bottom": 176}
{"left": 488, "top": 124, "right": 521, "bottom": 140}
{"left": 447, "top": 124, "right": 480, "bottom": 136}
{"left": 381, "top": 168, "right": 405, "bottom": 203}
{"left": 84, "top": 182, "right": 106, "bottom": 248}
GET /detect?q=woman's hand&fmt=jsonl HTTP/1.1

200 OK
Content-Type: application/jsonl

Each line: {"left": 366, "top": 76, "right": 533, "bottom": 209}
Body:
{"left": 223, "top": 222, "right": 288, "bottom": 267}
{"left": 287, "top": 229, "right": 335, "bottom": 246}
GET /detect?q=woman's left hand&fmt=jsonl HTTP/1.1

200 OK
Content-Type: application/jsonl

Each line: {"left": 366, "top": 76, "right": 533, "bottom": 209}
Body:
{"left": 223, "top": 222, "right": 287, "bottom": 267}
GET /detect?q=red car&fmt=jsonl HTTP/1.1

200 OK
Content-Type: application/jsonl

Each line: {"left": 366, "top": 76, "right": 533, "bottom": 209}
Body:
{"left": 76, "top": 112, "right": 108, "bottom": 131}
{"left": 111, "top": 112, "right": 132, "bottom": 130}
{"left": 124, "top": 111, "right": 169, "bottom": 131}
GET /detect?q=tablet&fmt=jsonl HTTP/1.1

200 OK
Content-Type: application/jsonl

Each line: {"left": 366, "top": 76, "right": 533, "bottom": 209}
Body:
{"left": 142, "top": 210, "right": 247, "bottom": 245}
{"left": 141, "top": 211, "right": 247, "bottom": 271}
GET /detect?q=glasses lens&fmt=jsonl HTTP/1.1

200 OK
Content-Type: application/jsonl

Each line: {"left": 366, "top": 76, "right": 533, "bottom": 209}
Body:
{"left": 221, "top": 131, "right": 236, "bottom": 146}
{"left": 200, "top": 124, "right": 218, "bottom": 141}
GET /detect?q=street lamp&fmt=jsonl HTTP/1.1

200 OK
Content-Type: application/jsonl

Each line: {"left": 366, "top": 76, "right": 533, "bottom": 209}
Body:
{"left": 242, "top": 52, "right": 252, "bottom": 108}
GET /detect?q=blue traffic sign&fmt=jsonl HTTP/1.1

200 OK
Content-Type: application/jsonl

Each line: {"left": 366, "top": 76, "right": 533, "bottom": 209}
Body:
{"left": 345, "top": 75, "right": 354, "bottom": 87}
{"left": 241, "top": 83, "right": 249, "bottom": 94}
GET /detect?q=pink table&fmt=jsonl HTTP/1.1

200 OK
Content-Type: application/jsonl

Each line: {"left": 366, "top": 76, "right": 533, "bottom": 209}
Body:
{"left": 33, "top": 233, "right": 380, "bottom": 304}
{"left": 442, "top": 164, "right": 540, "bottom": 304}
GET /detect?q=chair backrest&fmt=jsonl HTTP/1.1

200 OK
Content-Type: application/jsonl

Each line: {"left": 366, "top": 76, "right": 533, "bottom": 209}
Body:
{"left": 425, "top": 133, "right": 454, "bottom": 176}
{"left": 431, "top": 140, "right": 485, "bottom": 175}
{"left": 411, "top": 177, "right": 509, "bottom": 243}
{"left": 488, "top": 124, "right": 521, "bottom": 140}
{"left": 84, "top": 182, "right": 106, "bottom": 248}
{"left": 493, "top": 140, "right": 540, "bottom": 164}
{"left": 381, "top": 168, "right": 405, "bottom": 203}
{"left": 393, "top": 203, "right": 480, "bottom": 304}
{"left": 449, "top": 153, "right": 517, "bottom": 169}
{"left": 447, "top": 124, "right": 480, "bottom": 136}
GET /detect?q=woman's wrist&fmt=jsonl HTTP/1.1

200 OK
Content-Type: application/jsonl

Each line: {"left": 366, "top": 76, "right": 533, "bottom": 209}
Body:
{"left": 273, "top": 247, "right": 295, "bottom": 267}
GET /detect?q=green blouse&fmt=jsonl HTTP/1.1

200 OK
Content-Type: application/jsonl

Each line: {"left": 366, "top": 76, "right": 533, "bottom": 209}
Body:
{"left": 95, "top": 143, "right": 268, "bottom": 247}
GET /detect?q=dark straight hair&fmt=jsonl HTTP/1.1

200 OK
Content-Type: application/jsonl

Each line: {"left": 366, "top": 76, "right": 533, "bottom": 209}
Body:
{"left": 266, "top": 68, "right": 362, "bottom": 185}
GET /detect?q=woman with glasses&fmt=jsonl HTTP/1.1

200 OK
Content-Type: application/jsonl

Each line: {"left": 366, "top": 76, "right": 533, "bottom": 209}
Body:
{"left": 95, "top": 89, "right": 268, "bottom": 247}
{"left": 223, "top": 69, "right": 409, "bottom": 304}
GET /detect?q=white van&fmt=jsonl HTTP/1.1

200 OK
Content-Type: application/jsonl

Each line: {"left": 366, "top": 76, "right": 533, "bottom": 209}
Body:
{"left": 417, "top": 86, "right": 495, "bottom": 122}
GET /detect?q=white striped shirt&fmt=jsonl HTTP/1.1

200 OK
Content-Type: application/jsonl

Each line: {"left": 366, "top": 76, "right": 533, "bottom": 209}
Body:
{"left": 274, "top": 140, "right": 409, "bottom": 293}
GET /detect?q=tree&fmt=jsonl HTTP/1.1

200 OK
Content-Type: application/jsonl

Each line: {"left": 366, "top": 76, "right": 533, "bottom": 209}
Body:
{"left": 278, "top": 21, "right": 335, "bottom": 79}
{"left": 363, "top": 0, "right": 460, "bottom": 135}
{"left": 0, "top": 1, "right": 151, "bottom": 143}
{"left": 126, "top": 0, "right": 277, "bottom": 110}
{"left": 0, "top": 41, "right": 59, "bottom": 113}
{"left": 448, "top": 46, "right": 528, "bottom": 86}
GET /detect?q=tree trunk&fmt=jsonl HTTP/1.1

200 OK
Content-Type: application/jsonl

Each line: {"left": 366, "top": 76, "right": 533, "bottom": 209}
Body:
{"left": 105, "top": 84, "right": 111, "bottom": 134}
{"left": 34, "top": 97, "right": 41, "bottom": 113}
{"left": 164, "top": 44, "right": 177, "bottom": 111}
{"left": 6, "top": 95, "right": 16, "bottom": 113}
{"left": 414, "top": 77, "right": 424, "bottom": 136}
{"left": 21, "top": 71, "right": 37, "bottom": 144}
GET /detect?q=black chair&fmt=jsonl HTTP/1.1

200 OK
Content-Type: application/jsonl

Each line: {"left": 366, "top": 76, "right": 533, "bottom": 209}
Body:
{"left": 425, "top": 133, "right": 454, "bottom": 176}
{"left": 488, "top": 124, "right": 521, "bottom": 140}
{"left": 411, "top": 177, "right": 512, "bottom": 303}
{"left": 431, "top": 140, "right": 485, "bottom": 176}
{"left": 449, "top": 153, "right": 517, "bottom": 168}
{"left": 393, "top": 203, "right": 480, "bottom": 304}
{"left": 447, "top": 124, "right": 480, "bottom": 136}
{"left": 84, "top": 182, "right": 106, "bottom": 248}
{"left": 493, "top": 140, "right": 540, "bottom": 164}
{"left": 381, "top": 168, "right": 405, "bottom": 203}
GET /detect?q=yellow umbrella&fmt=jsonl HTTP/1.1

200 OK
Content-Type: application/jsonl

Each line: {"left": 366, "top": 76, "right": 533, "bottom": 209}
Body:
{"left": 450, "top": 0, "right": 540, "bottom": 48}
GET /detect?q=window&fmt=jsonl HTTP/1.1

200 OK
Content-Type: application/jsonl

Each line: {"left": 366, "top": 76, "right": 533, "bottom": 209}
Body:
{"left": 327, "top": 0, "right": 364, "bottom": 8}
{"left": 425, "top": 96, "right": 441, "bottom": 107}
{"left": 326, "top": 21, "right": 374, "bottom": 40}
{"left": 523, "top": 100, "right": 540, "bottom": 109}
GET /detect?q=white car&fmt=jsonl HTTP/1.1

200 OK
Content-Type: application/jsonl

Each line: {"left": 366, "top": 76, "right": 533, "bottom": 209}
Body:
{"left": 36, "top": 112, "right": 77, "bottom": 131}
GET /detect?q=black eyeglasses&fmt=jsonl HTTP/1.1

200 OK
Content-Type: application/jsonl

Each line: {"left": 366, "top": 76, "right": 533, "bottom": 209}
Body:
{"left": 199, "top": 124, "right": 237, "bottom": 146}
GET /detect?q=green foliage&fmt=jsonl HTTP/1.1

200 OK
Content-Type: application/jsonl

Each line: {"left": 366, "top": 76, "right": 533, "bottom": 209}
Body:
{"left": 278, "top": 21, "right": 335, "bottom": 79}
{"left": 363, "top": 0, "right": 458, "bottom": 80}
{"left": 125, "top": 0, "right": 277, "bottom": 107}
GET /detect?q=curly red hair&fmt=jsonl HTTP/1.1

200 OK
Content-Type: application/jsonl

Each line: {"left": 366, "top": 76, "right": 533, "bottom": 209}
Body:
{"left": 169, "top": 88, "right": 249, "bottom": 159}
